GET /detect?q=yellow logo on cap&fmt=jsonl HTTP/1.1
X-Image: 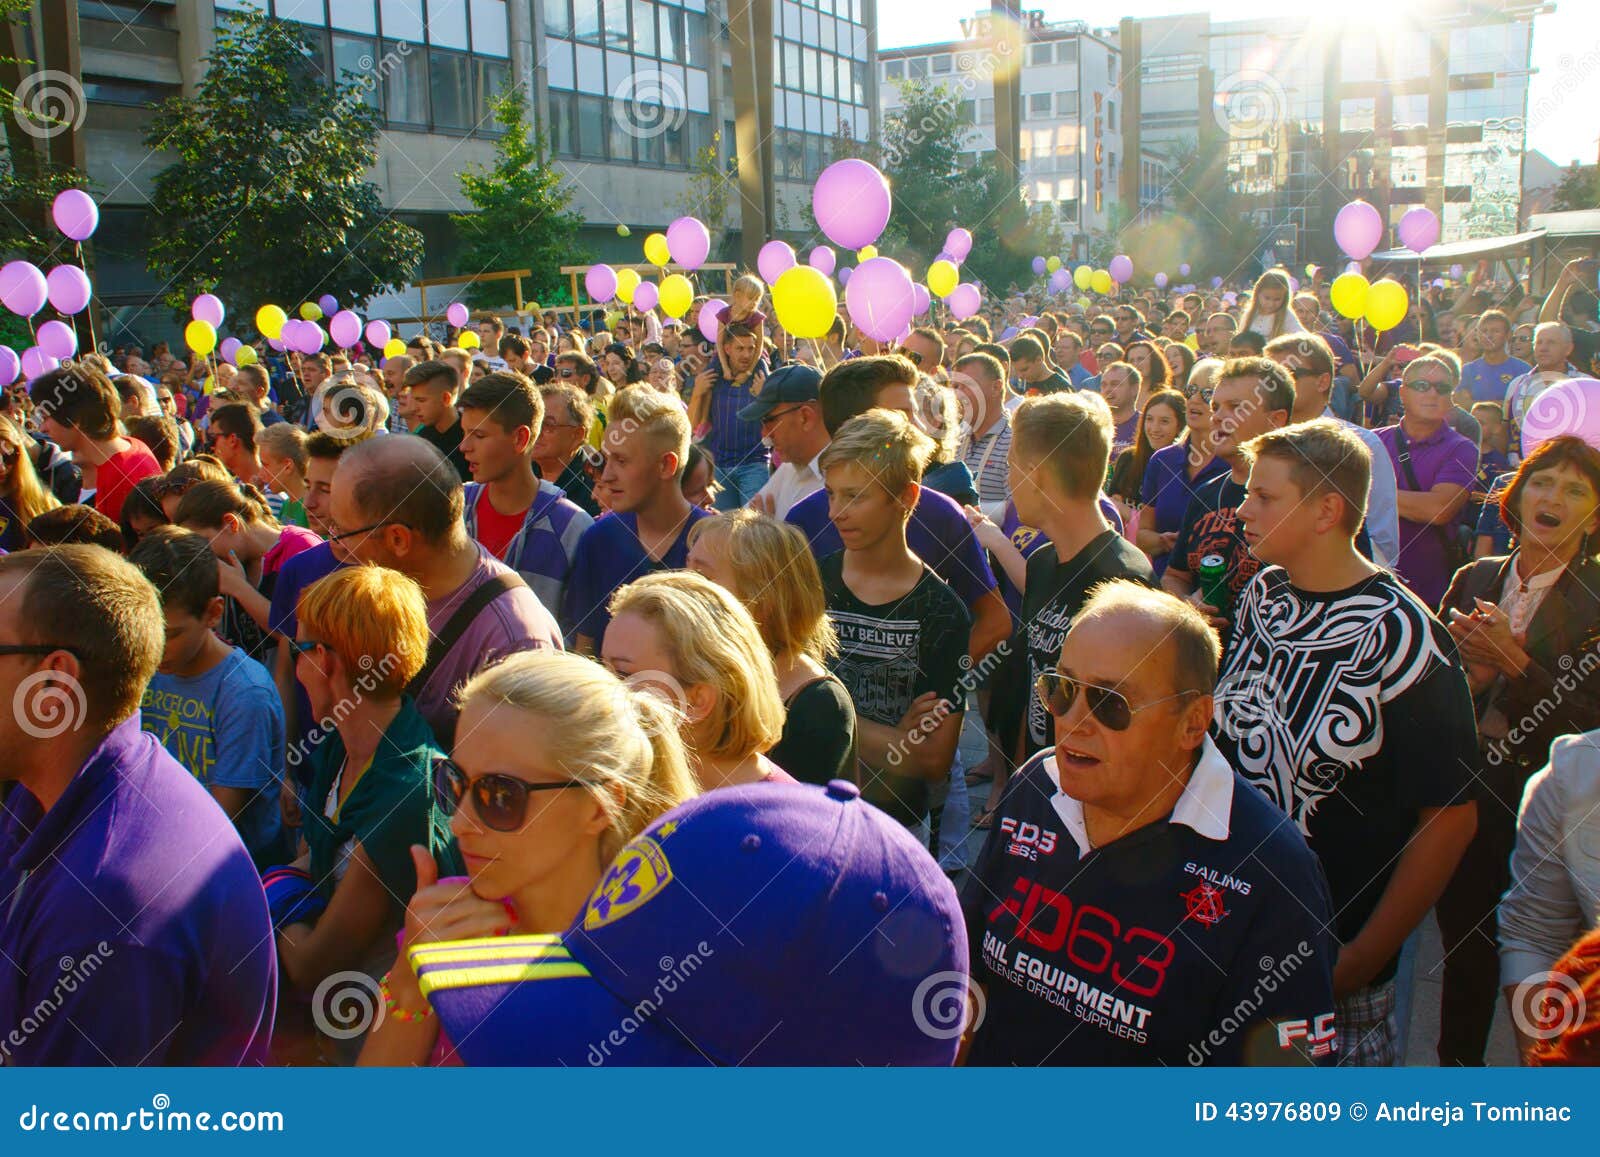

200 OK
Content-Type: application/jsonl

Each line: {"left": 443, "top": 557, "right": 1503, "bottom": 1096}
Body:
{"left": 583, "top": 836, "right": 672, "bottom": 930}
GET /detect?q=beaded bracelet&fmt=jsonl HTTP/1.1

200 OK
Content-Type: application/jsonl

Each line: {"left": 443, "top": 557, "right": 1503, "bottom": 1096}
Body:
{"left": 379, "top": 970, "right": 433, "bottom": 1023}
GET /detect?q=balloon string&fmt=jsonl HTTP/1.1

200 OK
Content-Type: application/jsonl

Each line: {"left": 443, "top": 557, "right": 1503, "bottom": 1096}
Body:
{"left": 76, "top": 242, "right": 99, "bottom": 356}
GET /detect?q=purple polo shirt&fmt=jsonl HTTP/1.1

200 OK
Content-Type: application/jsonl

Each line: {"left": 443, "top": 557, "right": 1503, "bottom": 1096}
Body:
{"left": 1377, "top": 422, "right": 1479, "bottom": 608}
{"left": 0, "top": 717, "right": 276, "bottom": 1064}
{"left": 1139, "top": 443, "right": 1230, "bottom": 577}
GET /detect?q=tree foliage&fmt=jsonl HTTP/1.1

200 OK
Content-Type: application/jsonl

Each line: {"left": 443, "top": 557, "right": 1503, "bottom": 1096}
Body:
{"left": 453, "top": 84, "right": 587, "bottom": 309}
{"left": 144, "top": 9, "right": 423, "bottom": 317}
{"left": 1551, "top": 163, "right": 1600, "bottom": 213}
{"left": 1108, "top": 138, "right": 1261, "bottom": 282}
{"left": 674, "top": 131, "right": 737, "bottom": 263}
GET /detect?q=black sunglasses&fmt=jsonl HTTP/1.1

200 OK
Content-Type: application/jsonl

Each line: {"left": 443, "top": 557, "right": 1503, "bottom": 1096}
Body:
{"left": 899, "top": 348, "right": 924, "bottom": 366}
{"left": 1404, "top": 377, "right": 1454, "bottom": 396}
{"left": 327, "top": 518, "right": 408, "bottom": 543}
{"left": 1035, "top": 671, "right": 1195, "bottom": 732}
{"left": 1185, "top": 385, "right": 1215, "bottom": 403}
{"left": 432, "top": 756, "right": 587, "bottom": 833}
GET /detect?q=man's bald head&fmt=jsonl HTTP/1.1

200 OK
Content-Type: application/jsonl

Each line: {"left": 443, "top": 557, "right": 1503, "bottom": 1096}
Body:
{"left": 337, "top": 433, "right": 464, "bottom": 544}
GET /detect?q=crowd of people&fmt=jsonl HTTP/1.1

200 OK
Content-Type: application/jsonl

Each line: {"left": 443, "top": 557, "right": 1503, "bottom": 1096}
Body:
{"left": 1, "top": 253, "right": 1599, "bottom": 1068}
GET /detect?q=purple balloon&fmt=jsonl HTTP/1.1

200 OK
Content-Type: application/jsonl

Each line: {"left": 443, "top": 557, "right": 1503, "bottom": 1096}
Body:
{"left": 945, "top": 228, "right": 974, "bottom": 262}
{"left": 1031, "top": 256, "right": 1047, "bottom": 275}
{"left": 665, "top": 216, "right": 711, "bottom": 270}
{"left": 1179, "top": 263, "right": 1192, "bottom": 276}
{"left": 845, "top": 257, "right": 917, "bottom": 343}
{"left": 808, "top": 246, "right": 837, "bottom": 276}
{"left": 45, "top": 264, "right": 91, "bottom": 315}
{"left": 20, "top": 346, "right": 57, "bottom": 380}
{"left": 219, "top": 337, "right": 242, "bottom": 365}
{"left": 758, "top": 240, "right": 796, "bottom": 286}
{"left": 911, "top": 284, "right": 931, "bottom": 317}
{"left": 812, "top": 159, "right": 892, "bottom": 250}
{"left": 838, "top": 266, "right": 852, "bottom": 286}
{"left": 585, "top": 264, "right": 618, "bottom": 303}
{"left": 1211, "top": 276, "right": 1224, "bottom": 288}
{"left": 1449, "top": 263, "right": 1464, "bottom": 279}
{"left": 191, "top": 293, "right": 225, "bottom": 328}
{"left": 1522, "top": 377, "right": 1600, "bottom": 456}
{"left": 1048, "top": 268, "right": 1071, "bottom": 293}
{"left": 36, "top": 320, "right": 76, "bottom": 360}
{"left": 268, "top": 337, "right": 286, "bottom": 352}
{"left": 1154, "top": 272, "right": 1169, "bottom": 289}
{"left": 446, "top": 302, "right": 470, "bottom": 328}
{"left": 1398, "top": 207, "right": 1440, "bottom": 254}
{"left": 946, "top": 282, "right": 982, "bottom": 321}
{"left": 366, "top": 320, "right": 392, "bottom": 349}
{"left": 318, "top": 294, "right": 339, "bottom": 316}
{"left": 51, "top": 189, "right": 98, "bottom": 242}
{"left": 633, "top": 281, "right": 659, "bottom": 313}
{"left": 330, "top": 309, "right": 362, "bottom": 348}
{"left": 1109, "top": 254, "right": 1134, "bottom": 283}
{"left": 1334, "top": 200, "right": 1385, "bottom": 261}
{"left": 698, "top": 300, "right": 727, "bottom": 343}
{"left": 0, "top": 262, "right": 47, "bottom": 317}
{"left": 291, "top": 320, "right": 325, "bottom": 355}
{"left": 0, "top": 346, "right": 17, "bottom": 385}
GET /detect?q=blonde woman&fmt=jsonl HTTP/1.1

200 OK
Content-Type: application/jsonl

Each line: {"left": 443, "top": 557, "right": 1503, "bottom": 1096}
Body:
{"left": 688, "top": 509, "right": 858, "bottom": 785}
{"left": 602, "top": 570, "right": 789, "bottom": 790}
{"left": 0, "top": 413, "right": 59, "bottom": 551}
{"left": 359, "top": 650, "right": 696, "bottom": 1066}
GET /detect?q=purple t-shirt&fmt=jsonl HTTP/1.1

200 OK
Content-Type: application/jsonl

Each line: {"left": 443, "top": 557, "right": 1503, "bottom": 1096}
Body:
{"left": 1139, "top": 443, "right": 1230, "bottom": 577}
{"left": 564, "top": 506, "right": 713, "bottom": 647}
{"left": 0, "top": 717, "right": 276, "bottom": 1064}
{"left": 1461, "top": 356, "right": 1532, "bottom": 405}
{"left": 786, "top": 485, "right": 999, "bottom": 609}
{"left": 267, "top": 539, "right": 344, "bottom": 770}
{"left": 1377, "top": 422, "right": 1479, "bottom": 608}
{"left": 419, "top": 546, "right": 564, "bottom": 742}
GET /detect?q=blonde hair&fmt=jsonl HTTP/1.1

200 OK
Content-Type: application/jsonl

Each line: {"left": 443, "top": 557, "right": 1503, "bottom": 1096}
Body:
{"left": 1239, "top": 269, "right": 1295, "bottom": 339}
{"left": 818, "top": 408, "right": 934, "bottom": 499}
{"left": 0, "top": 415, "right": 59, "bottom": 526}
{"left": 1012, "top": 390, "right": 1113, "bottom": 499}
{"left": 727, "top": 274, "right": 766, "bottom": 320}
{"left": 256, "top": 421, "right": 309, "bottom": 473}
{"left": 457, "top": 650, "right": 698, "bottom": 862}
{"left": 688, "top": 510, "right": 837, "bottom": 662}
{"left": 1243, "top": 418, "right": 1371, "bottom": 535}
{"left": 298, "top": 565, "right": 430, "bottom": 696}
{"left": 608, "top": 571, "right": 785, "bottom": 767}
{"left": 607, "top": 382, "right": 691, "bottom": 474}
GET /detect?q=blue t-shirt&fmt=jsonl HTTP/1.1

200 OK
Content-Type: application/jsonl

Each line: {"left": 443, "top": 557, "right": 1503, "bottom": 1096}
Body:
{"left": 565, "top": 506, "right": 712, "bottom": 647}
{"left": 1476, "top": 469, "right": 1517, "bottom": 553}
{"left": 704, "top": 360, "right": 771, "bottom": 469}
{"left": 1139, "top": 444, "right": 1230, "bottom": 577}
{"left": 142, "top": 647, "right": 287, "bottom": 868}
{"left": 1461, "top": 356, "right": 1531, "bottom": 405}
{"left": 786, "top": 485, "right": 999, "bottom": 609}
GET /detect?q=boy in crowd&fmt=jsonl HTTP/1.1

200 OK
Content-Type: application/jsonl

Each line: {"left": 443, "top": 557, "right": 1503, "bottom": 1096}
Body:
{"left": 404, "top": 359, "right": 470, "bottom": 480}
{"left": 29, "top": 365, "right": 162, "bottom": 523}
{"left": 1461, "top": 309, "right": 1531, "bottom": 405}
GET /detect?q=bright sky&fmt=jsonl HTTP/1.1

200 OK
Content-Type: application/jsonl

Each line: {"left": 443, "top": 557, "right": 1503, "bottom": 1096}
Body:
{"left": 878, "top": 1, "right": 1600, "bottom": 167}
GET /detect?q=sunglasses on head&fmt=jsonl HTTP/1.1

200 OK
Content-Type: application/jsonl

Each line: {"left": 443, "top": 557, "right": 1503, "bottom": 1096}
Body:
{"left": 1035, "top": 671, "right": 1196, "bottom": 731}
{"left": 431, "top": 756, "right": 586, "bottom": 833}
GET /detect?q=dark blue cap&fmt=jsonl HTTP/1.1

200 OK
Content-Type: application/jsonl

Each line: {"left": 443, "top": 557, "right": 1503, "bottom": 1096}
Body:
{"left": 737, "top": 363, "right": 822, "bottom": 423}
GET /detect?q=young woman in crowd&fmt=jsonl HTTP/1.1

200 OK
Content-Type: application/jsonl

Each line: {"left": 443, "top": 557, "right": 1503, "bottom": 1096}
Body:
{"left": 119, "top": 476, "right": 170, "bottom": 549}
{"left": 912, "top": 376, "right": 980, "bottom": 507}
{"left": 1107, "top": 388, "right": 1187, "bottom": 530}
{"left": 1163, "top": 341, "right": 1197, "bottom": 391}
{"left": 155, "top": 456, "right": 233, "bottom": 521}
{"left": 0, "top": 413, "right": 59, "bottom": 552}
{"left": 257, "top": 422, "right": 311, "bottom": 528}
{"left": 1123, "top": 339, "right": 1171, "bottom": 405}
{"left": 602, "top": 570, "right": 789, "bottom": 790}
{"left": 687, "top": 509, "right": 858, "bottom": 785}
{"left": 358, "top": 650, "right": 697, "bottom": 1065}
{"left": 1135, "top": 357, "right": 1229, "bottom": 575}
{"left": 1239, "top": 268, "right": 1305, "bottom": 340}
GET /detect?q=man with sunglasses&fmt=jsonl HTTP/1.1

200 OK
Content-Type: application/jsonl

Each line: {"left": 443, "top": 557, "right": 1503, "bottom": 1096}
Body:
{"left": 1376, "top": 355, "right": 1479, "bottom": 608}
{"left": 899, "top": 327, "right": 946, "bottom": 378}
{"left": 1220, "top": 420, "right": 1477, "bottom": 1065}
{"left": 962, "top": 581, "right": 1337, "bottom": 1066}
{"left": 743, "top": 364, "right": 829, "bottom": 518}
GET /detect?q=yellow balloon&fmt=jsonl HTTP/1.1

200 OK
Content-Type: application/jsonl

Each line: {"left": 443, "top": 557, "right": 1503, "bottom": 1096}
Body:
{"left": 1073, "top": 265, "right": 1092, "bottom": 290}
{"left": 1329, "top": 272, "right": 1371, "bottom": 320}
{"left": 1090, "top": 269, "right": 1113, "bottom": 295}
{"left": 255, "top": 304, "right": 287, "bottom": 339}
{"left": 299, "top": 302, "right": 322, "bottom": 321}
{"left": 1304, "top": 263, "right": 1317, "bottom": 278}
{"left": 1364, "top": 279, "right": 1409, "bottom": 332}
{"left": 643, "top": 232, "right": 671, "bottom": 267}
{"left": 383, "top": 338, "right": 406, "bottom": 358}
{"left": 772, "top": 266, "right": 838, "bottom": 339}
{"left": 458, "top": 330, "right": 481, "bottom": 349}
{"left": 235, "top": 345, "right": 258, "bottom": 367}
{"left": 927, "top": 259, "right": 959, "bottom": 299}
{"left": 185, "top": 319, "right": 217, "bottom": 356}
{"left": 1046, "top": 256, "right": 1063, "bottom": 274}
{"left": 616, "top": 268, "right": 642, "bottom": 304}
{"left": 659, "top": 273, "right": 694, "bottom": 319}
{"left": 857, "top": 245, "right": 878, "bottom": 262}
{"left": 1076, "top": 297, "right": 1091, "bottom": 310}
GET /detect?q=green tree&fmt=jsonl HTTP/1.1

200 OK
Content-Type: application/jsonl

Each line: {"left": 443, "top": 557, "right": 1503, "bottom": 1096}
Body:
{"left": 1108, "top": 138, "right": 1261, "bottom": 282}
{"left": 879, "top": 78, "right": 968, "bottom": 261}
{"left": 675, "top": 131, "right": 737, "bottom": 262}
{"left": 956, "top": 158, "right": 1066, "bottom": 293}
{"left": 144, "top": 9, "right": 423, "bottom": 317}
{"left": 454, "top": 84, "right": 587, "bottom": 309}
{"left": 1551, "top": 163, "right": 1600, "bottom": 213}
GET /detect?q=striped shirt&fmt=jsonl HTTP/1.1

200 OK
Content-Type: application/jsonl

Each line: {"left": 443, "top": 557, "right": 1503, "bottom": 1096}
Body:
{"left": 963, "top": 413, "right": 1012, "bottom": 514}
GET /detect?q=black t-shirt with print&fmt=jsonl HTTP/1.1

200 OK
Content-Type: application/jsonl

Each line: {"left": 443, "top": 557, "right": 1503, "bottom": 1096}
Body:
{"left": 1170, "top": 472, "right": 1257, "bottom": 610}
{"left": 820, "top": 551, "right": 971, "bottom": 827}
{"left": 1211, "top": 568, "right": 1477, "bottom": 979}
{"left": 962, "top": 748, "right": 1339, "bottom": 1066}
{"left": 1021, "top": 530, "right": 1155, "bottom": 751}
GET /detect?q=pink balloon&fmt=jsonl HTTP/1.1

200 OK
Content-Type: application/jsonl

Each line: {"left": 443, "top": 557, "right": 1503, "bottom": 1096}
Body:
{"left": 946, "top": 283, "right": 982, "bottom": 321}
{"left": 1109, "top": 254, "right": 1134, "bottom": 283}
{"left": 365, "top": 320, "right": 392, "bottom": 349}
{"left": 0, "top": 346, "right": 17, "bottom": 385}
{"left": 1154, "top": 272, "right": 1169, "bottom": 289}
{"left": 45, "top": 265, "right": 91, "bottom": 315}
{"left": 945, "top": 228, "right": 973, "bottom": 261}
{"left": 698, "top": 300, "right": 727, "bottom": 343}
{"left": 911, "top": 284, "right": 931, "bottom": 316}
{"left": 220, "top": 337, "right": 242, "bottom": 365}
{"left": 1179, "top": 263, "right": 1191, "bottom": 276}
{"left": 1398, "top": 207, "right": 1440, "bottom": 254}
{"left": 1520, "top": 377, "right": 1600, "bottom": 457}
{"left": 51, "top": 189, "right": 98, "bottom": 242}
{"left": 758, "top": 240, "right": 796, "bottom": 285}
{"left": 36, "top": 320, "right": 76, "bottom": 360}
{"left": 329, "top": 309, "right": 362, "bottom": 348}
{"left": 0, "top": 262, "right": 47, "bottom": 317}
{"left": 20, "top": 346, "right": 57, "bottom": 380}
{"left": 845, "top": 257, "right": 917, "bottom": 343}
{"left": 808, "top": 246, "right": 836, "bottom": 276}
{"left": 1334, "top": 200, "right": 1384, "bottom": 261}
{"left": 811, "top": 159, "right": 891, "bottom": 250}
{"left": 665, "top": 216, "right": 711, "bottom": 270}
{"left": 192, "top": 293, "right": 225, "bottom": 327}
{"left": 633, "top": 281, "right": 659, "bottom": 313}
{"left": 446, "top": 301, "right": 469, "bottom": 328}
{"left": 838, "top": 266, "right": 852, "bottom": 286}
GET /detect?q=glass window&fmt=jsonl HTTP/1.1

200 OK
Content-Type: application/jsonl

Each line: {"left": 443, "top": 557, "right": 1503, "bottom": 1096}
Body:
{"left": 930, "top": 53, "right": 951, "bottom": 75}
{"left": 784, "top": 40, "right": 801, "bottom": 90}
{"left": 548, "top": 89, "right": 574, "bottom": 154}
{"left": 610, "top": 102, "right": 636, "bottom": 161}
{"left": 662, "top": 118, "right": 685, "bottom": 166}
{"left": 1056, "top": 90, "right": 1074, "bottom": 114}
{"left": 383, "top": 39, "right": 428, "bottom": 124}
{"left": 330, "top": 0, "right": 377, "bottom": 33}
{"left": 803, "top": 47, "right": 818, "bottom": 92}
{"left": 631, "top": 0, "right": 655, "bottom": 56}
{"left": 850, "top": 57, "right": 863, "bottom": 105}
{"left": 293, "top": 28, "right": 330, "bottom": 85}
{"left": 1106, "top": 99, "right": 1115, "bottom": 130}
{"left": 658, "top": 4, "right": 683, "bottom": 62}
{"left": 470, "top": 0, "right": 507, "bottom": 55}
{"left": 805, "top": 133, "right": 822, "bottom": 178}
{"left": 819, "top": 51, "right": 835, "bottom": 98}
{"left": 573, "top": 0, "right": 602, "bottom": 42}
{"left": 957, "top": 99, "right": 975, "bottom": 125}
{"left": 1028, "top": 42, "right": 1051, "bottom": 66}
{"left": 576, "top": 93, "right": 606, "bottom": 157}
{"left": 908, "top": 56, "right": 926, "bottom": 79}
{"left": 819, "top": 13, "right": 835, "bottom": 53}
{"left": 1057, "top": 39, "right": 1076, "bottom": 66}
{"left": 543, "top": 0, "right": 571, "bottom": 39}
{"left": 474, "top": 56, "right": 507, "bottom": 129}
{"left": 1342, "top": 38, "right": 1377, "bottom": 84}
{"left": 331, "top": 34, "right": 380, "bottom": 105}
{"left": 685, "top": 11, "right": 708, "bottom": 66}
{"left": 1027, "top": 92, "right": 1051, "bottom": 117}
{"left": 429, "top": 49, "right": 472, "bottom": 128}
{"left": 978, "top": 96, "right": 994, "bottom": 124}
{"left": 428, "top": 0, "right": 469, "bottom": 49}
{"left": 883, "top": 58, "right": 902, "bottom": 81}
{"left": 600, "top": 0, "right": 628, "bottom": 48}
{"left": 545, "top": 38, "right": 574, "bottom": 87}
{"left": 277, "top": 0, "right": 324, "bottom": 24}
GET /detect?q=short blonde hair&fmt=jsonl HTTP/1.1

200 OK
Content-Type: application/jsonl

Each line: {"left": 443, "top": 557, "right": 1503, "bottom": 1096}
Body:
{"left": 457, "top": 651, "right": 697, "bottom": 863}
{"left": 607, "top": 383, "right": 691, "bottom": 476}
{"left": 298, "top": 565, "right": 429, "bottom": 696}
{"left": 608, "top": 571, "right": 785, "bottom": 767}
{"left": 1242, "top": 418, "right": 1371, "bottom": 534}
{"left": 1012, "top": 390, "right": 1113, "bottom": 499}
{"left": 688, "top": 509, "right": 837, "bottom": 662}
{"left": 257, "top": 421, "right": 308, "bottom": 473}
{"left": 818, "top": 408, "right": 934, "bottom": 499}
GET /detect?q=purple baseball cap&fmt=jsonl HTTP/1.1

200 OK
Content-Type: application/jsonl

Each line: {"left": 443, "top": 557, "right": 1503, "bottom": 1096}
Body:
{"left": 413, "top": 780, "right": 967, "bottom": 1066}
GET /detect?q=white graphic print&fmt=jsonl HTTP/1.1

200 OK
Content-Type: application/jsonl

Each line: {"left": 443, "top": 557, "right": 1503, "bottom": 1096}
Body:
{"left": 830, "top": 609, "right": 924, "bottom": 724}
{"left": 1216, "top": 571, "right": 1447, "bottom": 836}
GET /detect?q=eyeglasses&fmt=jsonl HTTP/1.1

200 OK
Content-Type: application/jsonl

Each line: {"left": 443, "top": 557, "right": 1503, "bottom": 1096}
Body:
{"left": 1185, "top": 386, "right": 1215, "bottom": 402}
{"left": 289, "top": 639, "right": 326, "bottom": 656}
{"left": 1091, "top": 327, "right": 1114, "bottom": 338}
{"left": 432, "top": 756, "right": 587, "bottom": 833}
{"left": 1404, "top": 376, "right": 1454, "bottom": 395}
{"left": 326, "top": 518, "right": 408, "bottom": 542}
{"left": 557, "top": 367, "right": 578, "bottom": 378}
{"left": 0, "top": 642, "right": 82, "bottom": 659}
{"left": 1035, "top": 671, "right": 1196, "bottom": 731}
{"left": 759, "top": 405, "right": 807, "bottom": 427}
